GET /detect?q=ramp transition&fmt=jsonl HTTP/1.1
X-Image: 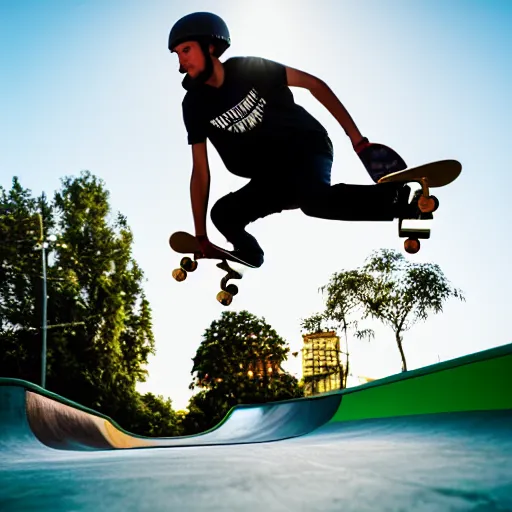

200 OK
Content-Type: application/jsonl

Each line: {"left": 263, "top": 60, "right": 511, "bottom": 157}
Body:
{"left": 1, "top": 343, "right": 512, "bottom": 511}
{"left": 1, "top": 342, "right": 511, "bottom": 452}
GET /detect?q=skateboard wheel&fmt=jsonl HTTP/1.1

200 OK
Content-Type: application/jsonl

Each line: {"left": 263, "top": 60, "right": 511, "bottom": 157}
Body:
{"left": 225, "top": 284, "right": 238, "bottom": 296}
{"left": 180, "top": 257, "right": 198, "bottom": 272}
{"left": 216, "top": 290, "right": 233, "bottom": 306}
{"left": 172, "top": 268, "right": 187, "bottom": 282}
{"left": 404, "top": 238, "right": 420, "bottom": 254}
{"left": 418, "top": 195, "right": 437, "bottom": 213}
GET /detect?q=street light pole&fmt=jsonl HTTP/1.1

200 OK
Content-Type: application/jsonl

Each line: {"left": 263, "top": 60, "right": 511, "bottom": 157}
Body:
{"left": 36, "top": 212, "right": 48, "bottom": 389}
{"left": 2, "top": 201, "right": 62, "bottom": 390}
{"left": 41, "top": 239, "right": 48, "bottom": 389}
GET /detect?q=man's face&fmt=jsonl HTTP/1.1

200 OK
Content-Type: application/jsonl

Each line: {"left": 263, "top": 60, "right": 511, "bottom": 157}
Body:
{"left": 173, "top": 41, "right": 206, "bottom": 78}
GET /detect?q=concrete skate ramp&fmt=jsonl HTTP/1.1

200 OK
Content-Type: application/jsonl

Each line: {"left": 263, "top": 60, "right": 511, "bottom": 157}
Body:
{"left": 328, "top": 340, "right": 512, "bottom": 424}
{"left": 1, "top": 344, "right": 512, "bottom": 511}
{"left": 1, "top": 341, "right": 512, "bottom": 454}
{"left": 0, "top": 379, "right": 341, "bottom": 450}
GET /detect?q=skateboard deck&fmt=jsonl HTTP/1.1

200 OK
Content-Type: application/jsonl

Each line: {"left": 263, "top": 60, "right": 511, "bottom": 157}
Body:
{"left": 169, "top": 231, "right": 254, "bottom": 306}
{"left": 378, "top": 159, "right": 462, "bottom": 254}
{"left": 378, "top": 159, "right": 461, "bottom": 188}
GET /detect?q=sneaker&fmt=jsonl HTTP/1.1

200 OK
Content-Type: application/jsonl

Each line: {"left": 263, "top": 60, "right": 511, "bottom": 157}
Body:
{"left": 230, "top": 248, "right": 264, "bottom": 268}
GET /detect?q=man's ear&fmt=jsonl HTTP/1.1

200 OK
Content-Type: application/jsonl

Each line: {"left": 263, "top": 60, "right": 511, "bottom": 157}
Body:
{"left": 209, "top": 43, "right": 215, "bottom": 55}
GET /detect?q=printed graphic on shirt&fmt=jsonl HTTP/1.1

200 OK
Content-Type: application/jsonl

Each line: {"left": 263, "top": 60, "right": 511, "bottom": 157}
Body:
{"left": 210, "top": 88, "right": 266, "bottom": 133}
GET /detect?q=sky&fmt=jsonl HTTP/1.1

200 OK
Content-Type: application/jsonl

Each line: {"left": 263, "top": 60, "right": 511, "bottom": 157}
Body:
{"left": 1, "top": 0, "right": 511, "bottom": 411}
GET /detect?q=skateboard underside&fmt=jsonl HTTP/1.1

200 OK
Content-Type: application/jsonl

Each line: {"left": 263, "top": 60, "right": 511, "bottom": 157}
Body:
{"left": 378, "top": 159, "right": 461, "bottom": 188}
{"left": 169, "top": 231, "right": 244, "bottom": 306}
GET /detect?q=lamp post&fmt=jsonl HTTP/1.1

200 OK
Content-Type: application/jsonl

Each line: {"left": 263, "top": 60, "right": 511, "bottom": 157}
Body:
{"left": 2, "top": 201, "right": 72, "bottom": 389}
{"left": 34, "top": 213, "right": 48, "bottom": 388}
{"left": 35, "top": 224, "right": 63, "bottom": 389}
{"left": 33, "top": 211, "right": 74, "bottom": 390}
{"left": 36, "top": 230, "right": 79, "bottom": 389}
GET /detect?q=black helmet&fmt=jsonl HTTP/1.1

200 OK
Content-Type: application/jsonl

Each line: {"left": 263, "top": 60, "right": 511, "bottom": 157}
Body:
{"left": 168, "top": 12, "right": 230, "bottom": 57}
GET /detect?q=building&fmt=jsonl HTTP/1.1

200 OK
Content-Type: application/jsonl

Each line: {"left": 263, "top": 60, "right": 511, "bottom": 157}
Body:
{"left": 301, "top": 331, "right": 345, "bottom": 396}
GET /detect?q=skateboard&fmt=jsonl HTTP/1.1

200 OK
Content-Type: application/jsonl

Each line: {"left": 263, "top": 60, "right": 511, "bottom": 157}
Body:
{"left": 169, "top": 231, "right": 256, "bottom": 306}
{"left": 378, "top": 159, "right": 462, "bottom": 254}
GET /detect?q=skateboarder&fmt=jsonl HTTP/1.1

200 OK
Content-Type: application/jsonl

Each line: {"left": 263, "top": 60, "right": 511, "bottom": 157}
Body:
{"left": 168, "top": 12, "right": 420, "bottom": 268}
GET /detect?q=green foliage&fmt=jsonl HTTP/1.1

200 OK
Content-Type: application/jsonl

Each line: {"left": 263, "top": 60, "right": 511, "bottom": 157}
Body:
{"left": 182, "top": 310, "right": 303, "bottom": 434}
{"left": 301, "top": 270, "right": 376, "bottom": 389}
{"left": 122, "top": 392, "right": 184, "bottom": 437}
{"left": 44, "top": 171, "right": 156, "bottom": 416}
{"left": 312, "top": 248, "right": 465, "bottom": 373}
{"left": 0, "top": 172, "right": 177, "bottom": 436}
{"left": 358, "top": 249, "right": 465, "bottom": 371}
{"left": 179, "top": 389, "right": 226, "bottom": 435}
{"left": 300, "top": 313, "right": 333, "bottom": 334}
{"left": 0, "top": 178, "right": 51, "bottom": 381}
{"left": 361, "top": 249, "right": 465, "bottom": 327}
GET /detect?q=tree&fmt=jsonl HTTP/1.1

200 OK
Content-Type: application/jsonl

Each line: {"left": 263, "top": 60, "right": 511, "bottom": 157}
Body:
{"left": 0, "top": 172, "right": 179, "bottom": 437}
{"left": 361, "top": 249, "right": 465, "bottom": 371}
{"left": 179, "top": 389, "right": 228, "bottom": 435}
{"left": 301, "top": 271, "right": 376, "bottom": 389}
{"left": 183, "top": 310, "right": 303, "bottom": 434}
{"left": 47, "top": 171, "right": 155, "bottom": 418}
{"left": 313, "top": 249, "right": 465, "bottom": 373}
{"left": 0, "top": 178, "right": 53, "bottom": 382}
{"left": 124, "top": 392, "right": 184, "bottom": 437}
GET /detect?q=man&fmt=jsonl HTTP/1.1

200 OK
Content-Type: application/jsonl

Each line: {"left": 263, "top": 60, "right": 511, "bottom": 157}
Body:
{"left": 169, "top": 12, "right": 419, "bottom": 268}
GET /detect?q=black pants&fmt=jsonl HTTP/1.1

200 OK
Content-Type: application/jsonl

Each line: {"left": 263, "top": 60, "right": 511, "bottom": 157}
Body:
{"left": 210, "top": 152, "right": 401, "bottom": 267}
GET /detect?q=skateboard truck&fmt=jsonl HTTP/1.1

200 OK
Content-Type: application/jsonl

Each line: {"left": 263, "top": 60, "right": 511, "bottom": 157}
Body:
{"left": 216, "top": 260, "right": 242, "bottom": 306}
{"left": 415, "top": 177, "right": 440, "bottom": 214}
{"left": 399, "top": 183, "right": 438, "bottom": 254}
{"left": 398, "top": 219, "right": 431, "bottom": 254}
{"left": 171, "top": 255, "right": 242, "bottom": 306}
{"left": 378, "top": 159, "right": 462, "bottom": 255}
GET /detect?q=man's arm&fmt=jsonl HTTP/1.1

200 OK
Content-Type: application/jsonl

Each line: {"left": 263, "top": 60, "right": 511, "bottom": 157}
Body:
{"left": 190, "top": 142, "right": 210, "bottom": 237}
{"left": 285, "top": 66, "right": 364, "bottom": 148}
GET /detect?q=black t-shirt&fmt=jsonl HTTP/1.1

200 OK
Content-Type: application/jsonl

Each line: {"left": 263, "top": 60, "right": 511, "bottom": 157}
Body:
{"left": 181, "top": 56, "right": 332, "bottom": 178}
